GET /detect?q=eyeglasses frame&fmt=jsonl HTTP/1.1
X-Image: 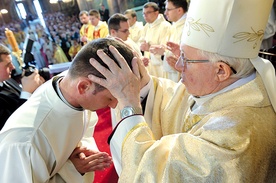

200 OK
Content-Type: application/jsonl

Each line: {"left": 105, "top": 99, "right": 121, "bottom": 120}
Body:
{"left": 180, "top": 54, "right": 237, "bottom": 74}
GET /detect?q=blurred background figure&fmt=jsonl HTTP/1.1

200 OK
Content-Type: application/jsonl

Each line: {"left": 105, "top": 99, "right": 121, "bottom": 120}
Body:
{"left": 139, "top": 2, "right": 171, "bottom": 78}
{"left": 52, "top": 43, "right": 69, "bottom": 64}
{"left": 89, "top": 9, "right": 109, "bottom": 40}
{"left": 99, "top": 4, "right": 110, "bottom": 22}
{"left": 0, "top": 43, "right": 44, "bottom": 130}
{"left": 124, "top": 9, "right": 144, "bottom": 43}
{"left": 68, "top": 39, "right": 82, "bottom": 60}
{"left": 79, "top": 10, "right": 94, "bottom": 45}
{"left": 162, "top": 0, "right": 188, "bottom": 82}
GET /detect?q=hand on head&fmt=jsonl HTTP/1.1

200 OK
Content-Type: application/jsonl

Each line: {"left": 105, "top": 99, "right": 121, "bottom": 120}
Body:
{"left": 88, "top": 45, "right": 142, "bottom": 110}
{"left": 104, "top": 37, "right": 150, "bottom": 89}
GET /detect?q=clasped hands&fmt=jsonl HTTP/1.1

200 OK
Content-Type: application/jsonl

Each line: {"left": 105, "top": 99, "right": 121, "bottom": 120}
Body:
{"left": 69, "top": 146, "right": 112, "bottom": 174}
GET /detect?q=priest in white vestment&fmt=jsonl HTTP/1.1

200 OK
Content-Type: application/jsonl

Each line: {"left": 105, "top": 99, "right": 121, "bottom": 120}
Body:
{"left": 0, "top": 38, "right": 137, "bottom": 183}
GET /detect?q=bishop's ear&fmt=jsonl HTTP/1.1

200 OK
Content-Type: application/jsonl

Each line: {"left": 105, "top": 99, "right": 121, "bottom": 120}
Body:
{"left": 216, "top": 61, "right": 232, "bottom": 81}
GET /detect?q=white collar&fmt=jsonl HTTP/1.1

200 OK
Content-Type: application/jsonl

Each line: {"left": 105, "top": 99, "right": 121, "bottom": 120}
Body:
{"left": 175, "top": 13, "right": 187, "bottom": 24}
{"left": 0, "top": 82, "right": 3, "bottom": 87}
{"left": 55, "top": 77, "right": 83, "bottom": 111}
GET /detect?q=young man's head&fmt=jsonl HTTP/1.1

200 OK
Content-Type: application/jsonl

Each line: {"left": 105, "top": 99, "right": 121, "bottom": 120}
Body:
{"left": 65, "top": 38, "right": 134, "bottom": 110}
{"left": 124, "top": 9, "right": 137, "bottom": 27}
{"left": 108, "top": 13, "right": 130, "bottom": 41}
{"left": 79, "top": 10, "right": 90, "bottom": 25}
{"left": 143, "top": 2, "right": 160, "bottom": 24}
{"left": 89, "top": 9, "right": 101, "bottom": 26}
{"left": 0, "top": 44, "right": 14, "bottom": 82}
{"left": 164, "top": 0, "right": 188, "bottom": 22}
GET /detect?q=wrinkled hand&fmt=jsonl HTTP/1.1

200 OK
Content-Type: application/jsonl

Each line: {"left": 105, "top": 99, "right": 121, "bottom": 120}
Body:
{"left": 166, "top": 41, "right": 180, "bottom": 58}
{"left": 21, "top": 70, "right": 45, "bottom": 93}
{"left": 88, "top": 45, "right": 141, "bottom": 110}
{"left": 149, "top": 45, "right": 165, "bottom": 55}
{"left": 69, "top": 146, "right": 112, "bottom": 174}
{"left": 166, "top": 55, "right": 181, "bottom": 72}
{"left": 113, "top": 38, "right": 151, "bottom": 89}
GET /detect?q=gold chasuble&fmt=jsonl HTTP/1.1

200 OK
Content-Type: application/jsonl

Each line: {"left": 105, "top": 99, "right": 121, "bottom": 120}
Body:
{"left": 110, "top": 74, "right": 276, "bottom": 183}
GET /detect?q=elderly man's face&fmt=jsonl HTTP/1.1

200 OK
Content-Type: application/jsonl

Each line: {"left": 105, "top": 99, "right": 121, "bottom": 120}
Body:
{"left": 176, "top": 45, "right": 220, "bottom": 97}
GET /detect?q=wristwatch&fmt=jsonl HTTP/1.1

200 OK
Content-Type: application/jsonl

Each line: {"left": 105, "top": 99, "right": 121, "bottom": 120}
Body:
{"left": 120, "top": 106, "right": 142, "bottom": 119}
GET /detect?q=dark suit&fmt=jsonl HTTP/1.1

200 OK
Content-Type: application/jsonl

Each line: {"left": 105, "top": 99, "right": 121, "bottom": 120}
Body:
{"left": 0, "top": 78, "right": 25, "bottom": 130}
{"left": 99, "top": 9, "right": 110, "bottom": 22}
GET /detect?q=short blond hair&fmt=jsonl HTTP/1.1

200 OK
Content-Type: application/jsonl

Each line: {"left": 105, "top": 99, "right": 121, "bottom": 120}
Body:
{"left": 89, "top": 9, "right": 100, "bottom": 18}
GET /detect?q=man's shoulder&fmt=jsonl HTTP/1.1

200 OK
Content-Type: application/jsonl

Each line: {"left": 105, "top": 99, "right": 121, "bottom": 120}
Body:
{"left": 0, "top": 91, "right": 19, "bottom": 103}
{"left": 0, "top": 91, "right": 26, "bottom": 109}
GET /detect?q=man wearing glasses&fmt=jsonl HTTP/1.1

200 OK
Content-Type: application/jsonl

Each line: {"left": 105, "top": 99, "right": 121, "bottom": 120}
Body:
{"left": 139, "top": 2, "right": 171, "bottom": 78}
{"left": 150, "top": 0, "right": 189, "bottom": 82}
{"left": 108, "top": 13, "right": 143, "bottom": 59}
{"left": 89, "top": 0, "right": 276, "bottom": 182}
{"left": 124, "top": 9, "right": 144, "bottom": 43}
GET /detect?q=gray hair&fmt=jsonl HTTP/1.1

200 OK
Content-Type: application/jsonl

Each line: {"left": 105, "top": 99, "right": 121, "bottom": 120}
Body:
{"left": 198, "top": 50, "right": 255, "bottom": 79}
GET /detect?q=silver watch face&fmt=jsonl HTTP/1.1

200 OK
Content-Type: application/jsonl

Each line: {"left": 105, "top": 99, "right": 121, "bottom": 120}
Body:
{"left": 121, "top": 107, "right": 134, "bottom": 118}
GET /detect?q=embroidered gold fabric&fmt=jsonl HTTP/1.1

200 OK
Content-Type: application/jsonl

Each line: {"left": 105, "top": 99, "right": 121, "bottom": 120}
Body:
{"left": 118, "top": 74, "right": 276, "bottom": 182}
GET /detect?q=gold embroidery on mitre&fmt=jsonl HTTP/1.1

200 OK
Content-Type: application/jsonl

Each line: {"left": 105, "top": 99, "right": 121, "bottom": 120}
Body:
{"left": 233, "top": 27, "right": 264, "bottom": 49}
{"left": 186, "top": 17, "right": 215, "bottom": 37}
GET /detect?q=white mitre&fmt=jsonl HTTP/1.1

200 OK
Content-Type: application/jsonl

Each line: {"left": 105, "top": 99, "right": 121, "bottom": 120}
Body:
{"left": 181, "top": 0, "right": 276, "bottom": 112}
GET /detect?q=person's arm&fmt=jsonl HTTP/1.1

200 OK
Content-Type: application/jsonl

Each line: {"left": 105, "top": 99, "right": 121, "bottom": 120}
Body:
{"left": 0, "top": 140, "right": 55, "bottom": 183}
{"left": 87, "top": 46, "right": 271, "bottom": 183}
{"left": 0, "top": 72, "right": 44, "bottom": 129}
{"left": 21, "top": 69, "right": 45, "bottom": 99}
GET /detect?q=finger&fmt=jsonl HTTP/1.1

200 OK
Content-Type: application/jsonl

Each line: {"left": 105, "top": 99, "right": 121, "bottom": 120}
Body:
{"left": 108, "top": 45, "right": 133, "bottom": 71}
{"left": 88, "top": 58, "right": 110, "bottom": 87}
{"left": 97, "top": 48, "right": 124, "bottom": 75}
{"left": 71, "top": 146, "right": 87, "bottom": 156}
{"left": 131, "top": 57, "right": 140, "bottom": 80}
{"left": 85, "top": 155, "right": 112, "bottom": 171}
{"left": 79, "top": 152, "right": 86, "bottom": 159}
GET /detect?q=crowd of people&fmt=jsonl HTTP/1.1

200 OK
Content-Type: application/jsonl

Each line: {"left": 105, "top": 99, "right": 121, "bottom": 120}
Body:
{"left": 0, "top": 1, "right": 187, "bottom": 83}
{"left": 0, "top": 0, "right": 276, "bottom": 182}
